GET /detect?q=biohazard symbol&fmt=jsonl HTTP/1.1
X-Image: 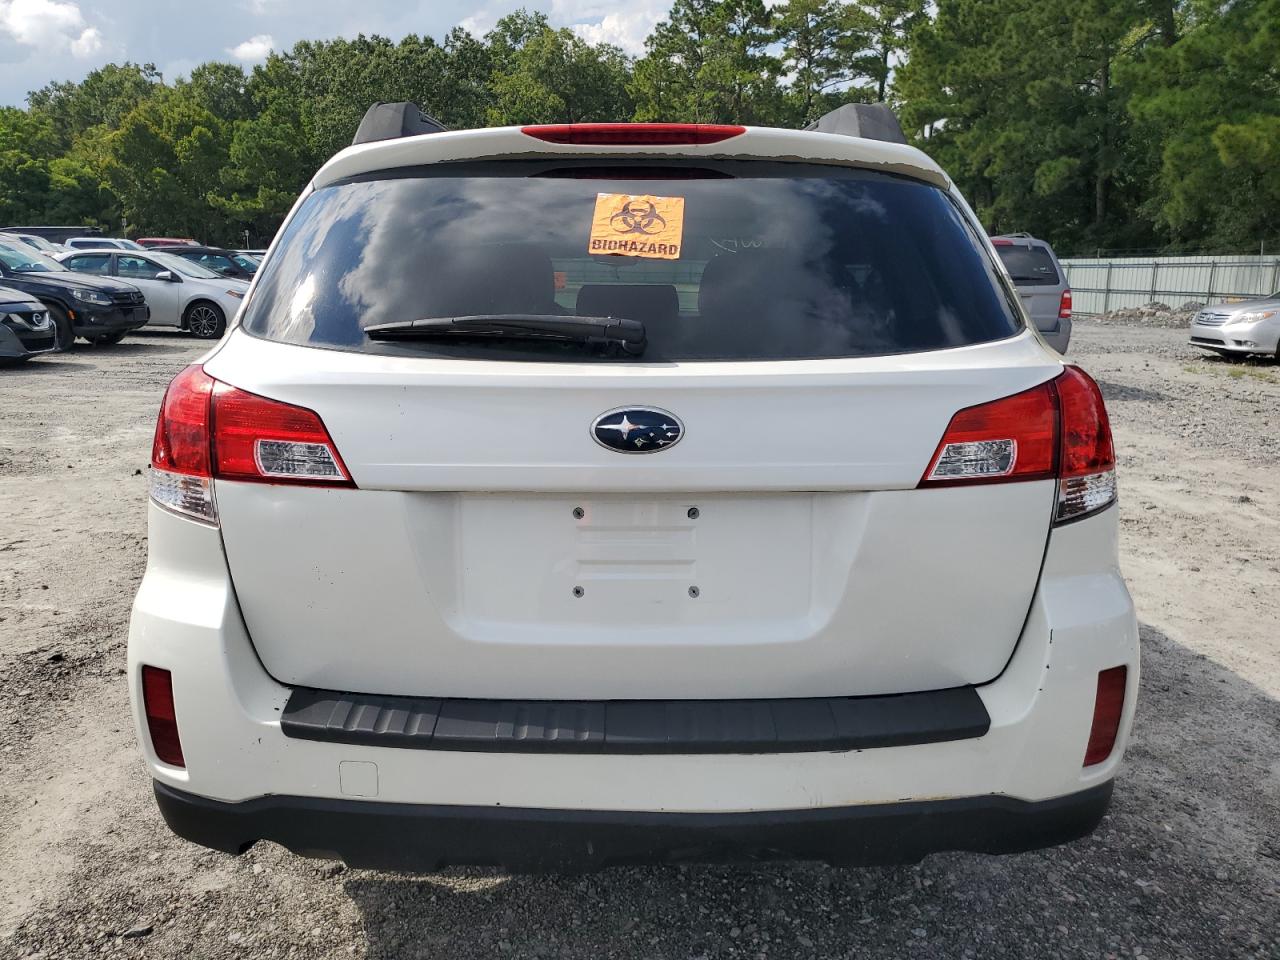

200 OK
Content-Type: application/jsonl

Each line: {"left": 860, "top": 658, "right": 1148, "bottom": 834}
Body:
{"left": 609, "top": 199, "right": 667, "bottom": 235}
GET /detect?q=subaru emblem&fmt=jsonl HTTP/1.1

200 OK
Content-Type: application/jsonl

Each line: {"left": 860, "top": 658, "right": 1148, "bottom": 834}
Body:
{"left": 591, "top": 407, "right": 683, "bottom": 454}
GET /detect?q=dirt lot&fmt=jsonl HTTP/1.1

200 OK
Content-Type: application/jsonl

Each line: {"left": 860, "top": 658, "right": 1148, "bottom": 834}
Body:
{"left": 1, "top": 325, "right": 1278, "bottom": 959}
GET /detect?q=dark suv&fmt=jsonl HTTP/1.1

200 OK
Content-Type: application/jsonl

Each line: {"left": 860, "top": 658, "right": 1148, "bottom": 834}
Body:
{"left": 0, "top": 239, "right": 148, "bottom": 347}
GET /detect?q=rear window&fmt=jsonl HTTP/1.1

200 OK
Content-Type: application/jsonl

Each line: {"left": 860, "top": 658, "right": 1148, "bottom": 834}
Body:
{"left": 994, "top": 244, "right": 1060, "bottom": 286}
{"left": 242, "top": 161, "right": 1021, "bottom": 362}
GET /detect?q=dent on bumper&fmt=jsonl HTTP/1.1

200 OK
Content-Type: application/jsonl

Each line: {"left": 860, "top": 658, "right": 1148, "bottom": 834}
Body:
{"left": 153, "top": 778, "right": 1114, "bottom": 871}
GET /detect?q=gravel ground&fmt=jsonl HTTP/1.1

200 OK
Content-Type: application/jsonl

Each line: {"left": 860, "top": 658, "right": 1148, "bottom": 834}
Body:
{"left": 1, "top": 325, "right": 1278, "bottom": 959}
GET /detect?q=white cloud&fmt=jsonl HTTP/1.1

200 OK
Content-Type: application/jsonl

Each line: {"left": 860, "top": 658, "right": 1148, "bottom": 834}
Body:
{"left": 553, "top": 0, "right": 670, "bottom": 56}
{"left": 0, "top": 0, "right": 103, "bottom": 59}
{"left": 228, "top": 33, "right": 273, "bottom": 62}
{"left": 69, "top": 24, "right": 99, "bottom": 57}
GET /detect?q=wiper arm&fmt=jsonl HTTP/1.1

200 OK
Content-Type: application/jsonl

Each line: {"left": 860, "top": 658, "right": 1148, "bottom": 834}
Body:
{"left": 365, "top": 314, "right": 646, "bottom": 355}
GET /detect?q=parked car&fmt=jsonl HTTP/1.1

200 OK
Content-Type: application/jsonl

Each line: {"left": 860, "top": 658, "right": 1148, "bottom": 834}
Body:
{"left": 1188, "top": 294, "right": 1280, "bottom": 360}
{"left": 0, "top": 285, "right": 56, "bottom": 362}
{"left": 990, "top": 234, "right": 1072, "bottom": 354}
{"left": 136, "top": 237, "right": 198, "bottom": 248}
{"left": 57, "top": 249, "right": 247, "bottom": 339}
{"left": 0, "top": 239, "right": 147, "bottom": 347}
{"left": 237, "top": 249, "right": 267, "bottom": 258}
{"left": 1, "top": 231, "right": 64, "bottom": 255}
{"left": 2, "top": 225, "right": 103, "bottom": 245}
{"left": 151, "top": 245, "right": 259, "bottom": 280}
{"left": 130, "top": 104, "right": 1136, "bottom": 872}
{"left": 64, "top": 236, "right": 144, "bottom": 251}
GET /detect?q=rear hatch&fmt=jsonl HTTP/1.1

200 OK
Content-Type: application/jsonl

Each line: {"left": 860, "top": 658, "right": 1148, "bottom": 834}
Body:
{"left": 206, "top": 155, "right": 1061, "bottom": 700}
{"left": 993, "top": 239, "right": 1065, "bottom": 332}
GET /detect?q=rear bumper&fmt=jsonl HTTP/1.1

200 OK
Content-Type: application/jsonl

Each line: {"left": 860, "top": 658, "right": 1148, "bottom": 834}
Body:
{"left": 129, "top": 500, "right": 1138, "bottom": 865}
{"left": 153, "top": 779, "right": 1113, "bottom": 871}
{"left": 1038, "top": 319, "right": 1071, "bottom": 354}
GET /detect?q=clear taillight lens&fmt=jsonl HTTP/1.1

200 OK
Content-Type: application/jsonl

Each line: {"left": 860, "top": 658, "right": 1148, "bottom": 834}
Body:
{"left": 149, "top": 365, "right": 352, "bottom": 525}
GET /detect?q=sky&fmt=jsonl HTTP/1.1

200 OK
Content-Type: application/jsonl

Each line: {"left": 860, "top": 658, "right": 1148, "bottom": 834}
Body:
{"left": 0, "top": 0, "right": 676, "bottom": 107}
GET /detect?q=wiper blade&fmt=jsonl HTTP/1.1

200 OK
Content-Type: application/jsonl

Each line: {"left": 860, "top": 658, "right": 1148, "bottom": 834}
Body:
{"left": 365, "top": 314, "right": 646, "bottom": 355}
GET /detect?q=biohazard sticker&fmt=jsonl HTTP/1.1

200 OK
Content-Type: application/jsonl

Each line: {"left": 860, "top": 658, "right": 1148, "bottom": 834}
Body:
{"left": 588, "top": 193, "right": 685, "bottom": 259}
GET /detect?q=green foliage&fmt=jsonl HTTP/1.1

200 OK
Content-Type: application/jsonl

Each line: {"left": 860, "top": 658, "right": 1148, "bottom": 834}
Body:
{"left": 0, "top": 1, "right": 1271, "bottom": 253}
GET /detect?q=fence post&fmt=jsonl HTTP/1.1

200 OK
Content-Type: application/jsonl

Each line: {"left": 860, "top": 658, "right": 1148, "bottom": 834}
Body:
{"left": 1150, "top": 261, "right": 1158, "bottom": 302}
{"left": 1204, "top": 262, "right": 1217, "bottom": 305}
{"left": 1271, "top": 258, "right": 1279, "bottom": 295}
{"left": 1102, "top": 262, "right": 1113, "bottom": 314}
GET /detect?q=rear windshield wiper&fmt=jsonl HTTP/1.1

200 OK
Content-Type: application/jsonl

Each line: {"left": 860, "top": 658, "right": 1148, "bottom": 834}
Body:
{"left": 365, "top": 314, "right": 646, "bottom": 355}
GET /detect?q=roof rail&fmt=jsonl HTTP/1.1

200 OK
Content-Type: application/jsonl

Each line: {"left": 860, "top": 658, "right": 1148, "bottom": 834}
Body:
{"left": 352, "top": 102, "right": 447, "bottom": 146}
{"left": 804, "top": 103, "right": 907, "bottom": 145}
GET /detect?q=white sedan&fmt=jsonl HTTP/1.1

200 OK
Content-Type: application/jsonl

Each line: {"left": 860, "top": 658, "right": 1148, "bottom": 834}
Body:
{"left": 55, "top": 249, "right": 248, "bottom": 339}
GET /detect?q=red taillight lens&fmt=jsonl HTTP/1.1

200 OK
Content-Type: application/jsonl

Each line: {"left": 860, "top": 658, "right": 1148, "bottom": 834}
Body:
{"left": 149, "top": 365, "right": 352, "bottom": 523}
{"left": 1059, "top": 289, "right": 1073, "bottom": 320}
{"left": 521, "top": 123, "right": 746, "bottom": 145}
{"left": 211, "top": 383, "right": 352, "bottom": 485}
{"left": 918, "top": 382, "right": 1059, "bottom": 486}
{"left": 1055, "top": 366, "right": 1116, "bottom": 523}
{"left": 919, "top": 366, "right": 1117, "bottom": 523}
{"left": 141, "top": 665, "right": 185, "bottom": 768}
{"left": 152, "top": 365, "right": 214, "bottom": 477}
{"left": 1084, "top": 666, "right": 1127, "bottom": 766}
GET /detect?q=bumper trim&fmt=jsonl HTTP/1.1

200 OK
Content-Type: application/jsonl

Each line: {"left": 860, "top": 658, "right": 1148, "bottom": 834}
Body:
{"left": 153, "top": 780, "right": 1113, "bottom": 871}
{"left": 281, "top": 686, "right": 991, "bottom": 754}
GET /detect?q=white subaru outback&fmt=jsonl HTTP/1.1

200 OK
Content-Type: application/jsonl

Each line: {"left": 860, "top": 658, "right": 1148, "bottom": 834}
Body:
{"left": 128, "top": 104, "right": 1138, "bottom": 871}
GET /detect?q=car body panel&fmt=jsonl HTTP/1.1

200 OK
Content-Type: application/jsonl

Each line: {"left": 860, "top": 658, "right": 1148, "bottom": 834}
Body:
{"left": 128, "top": 498, "right": 1137, "bottom": 809}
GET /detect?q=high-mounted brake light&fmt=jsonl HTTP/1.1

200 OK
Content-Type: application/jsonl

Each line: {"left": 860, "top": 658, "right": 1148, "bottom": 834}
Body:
{"left": 149, "top": 364, "right": 352, "bottom": 524}
{"left": 919, "top": 366, "right": 1116, "bottom": 524}
{"left": 521, "top": 123, "right": 746, "bottom": 146}
{"left": 1084, "top": 666, "right": 1127, "bottom": 766}
{"left": 141, "top": 665, "right": 185, "bottom": 767}
{"left": 1059, "top": 289, "right": 1073, "bottom": 320}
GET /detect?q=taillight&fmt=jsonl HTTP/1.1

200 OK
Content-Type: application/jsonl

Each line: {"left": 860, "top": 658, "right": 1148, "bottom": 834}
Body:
{"left": 918, "top": 382, "right": 1058, "bottom": 486}
{"left": 521, "top": 123, "right": 746, "bottom": 145}
{"left": 141, "top": 665, "right": 185, "bottom": 767}
{"left": 211, "top": 382, "right": 352, "bottom": 484}
{"left": 1055, "top": 366, "right": 1115, "bottom": 523}
{"left": 919, "top": 366, "right": 1117, "bottom": 524}
{"left": 1059, "top": 289, "right": 1073, "bottom": 320}
{"left": 1084, "top": 666, "right": 1127, "bottom": 766}
{"left": 150, "top": 365, "right": 216, "bottom": 523}
{"left": 149, "top": 364, "right": 352, "bottom": 524}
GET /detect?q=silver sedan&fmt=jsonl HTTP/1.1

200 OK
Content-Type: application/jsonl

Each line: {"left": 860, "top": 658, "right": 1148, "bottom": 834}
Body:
{"left": 1189, "top": 295, "right": 1280, "bottom": 359}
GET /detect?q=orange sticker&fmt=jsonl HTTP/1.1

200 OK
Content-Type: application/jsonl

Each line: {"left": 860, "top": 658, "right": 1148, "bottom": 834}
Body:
{"left": 588, "top": 193, "right": 685, "bottom": 259}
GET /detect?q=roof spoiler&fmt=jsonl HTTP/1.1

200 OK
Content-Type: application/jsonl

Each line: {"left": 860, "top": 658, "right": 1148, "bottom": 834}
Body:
{"left": 352, "top": 102, "right": 447, "bottom": 146}
{"left": 805, "top": 104, "right": 907, "bottom": 145}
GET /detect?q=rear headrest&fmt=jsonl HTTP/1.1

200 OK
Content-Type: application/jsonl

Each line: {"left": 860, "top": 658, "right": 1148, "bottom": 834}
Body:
{"left": 576, "top": 284, "right": 678, "bottom": 323}
{"left": 424, "top": 243, "right": 558, "bottom": 316}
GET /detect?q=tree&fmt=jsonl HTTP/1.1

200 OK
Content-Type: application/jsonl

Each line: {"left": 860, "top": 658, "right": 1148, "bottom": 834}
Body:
{"left": 858, "top": 0, "right": 927, "bottom": 103}
{"left": 487, "top": 13, "right": 631, "bottom": 124}
{"left": 631, "top": 0, "right": 783, "bottom": 124}
{"left": 775, "top": 0, "right": 874, "bottom": 125}
{"left": 1126, "top": 0, "right": 1280, "bottom": 250}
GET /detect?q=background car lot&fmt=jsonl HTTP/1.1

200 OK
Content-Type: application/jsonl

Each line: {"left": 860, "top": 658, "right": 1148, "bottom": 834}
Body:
{"left": 0, "top": 323, "right": 1277, "bottom": 959}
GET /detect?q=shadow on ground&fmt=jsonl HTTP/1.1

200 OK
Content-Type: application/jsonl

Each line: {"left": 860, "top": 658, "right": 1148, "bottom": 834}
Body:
{"left": 340, "top": 626, "right": 1280, "bottom": 960}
